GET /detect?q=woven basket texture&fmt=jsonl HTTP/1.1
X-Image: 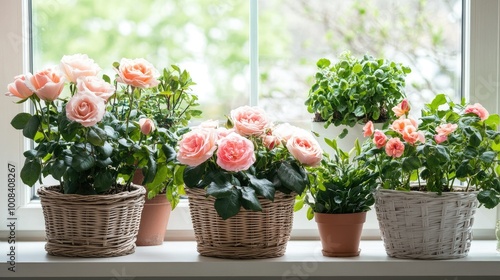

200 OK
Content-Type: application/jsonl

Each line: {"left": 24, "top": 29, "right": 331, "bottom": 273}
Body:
{"left": 37, "top": 184, "right": 146, "bottom": 257}
{"left": 186, "top": 187, "right": 295, "bottom": 259}
{"left": 375, "top": 189, "right": 478, "bottom": 260}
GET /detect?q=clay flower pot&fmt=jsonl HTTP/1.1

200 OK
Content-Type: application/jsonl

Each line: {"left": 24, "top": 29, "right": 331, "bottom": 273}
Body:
{"left": 136, "top": 194, "right": 172, "bottom": 246}
{"left": 314, "top": 212, "right": 367, "bottom": 257}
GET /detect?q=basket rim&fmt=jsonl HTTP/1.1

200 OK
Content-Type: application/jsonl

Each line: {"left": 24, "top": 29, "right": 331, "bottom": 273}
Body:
{"left": 376, "top": 187, "right": 478, "bottom": 196}
{"left": 37, "top": 184, "right": 146, "bottom": 203}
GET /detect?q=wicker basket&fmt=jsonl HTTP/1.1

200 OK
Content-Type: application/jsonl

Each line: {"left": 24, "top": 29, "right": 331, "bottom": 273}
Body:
{"left": 37, "top": 184, "right": 146, "bottom": 257}
{"left": 186, "top": 187, "right": 295, "bottom": 259}
{"left": 375, "top": 188, "right": 478, "bottom": 259}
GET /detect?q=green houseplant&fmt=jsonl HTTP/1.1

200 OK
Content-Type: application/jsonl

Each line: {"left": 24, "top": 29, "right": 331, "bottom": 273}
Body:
{"left": 295, "top": 138, "right": 377, "bottom": 257}
{"left": 176, "top": 106, "right": 323, "bottom": 258}
{"left": 358, "top": 94, "right": 500, "bottom": 259}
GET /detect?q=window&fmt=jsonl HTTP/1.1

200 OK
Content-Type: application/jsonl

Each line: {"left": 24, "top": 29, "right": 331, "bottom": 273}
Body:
{"left": 1, "top": 0, "right": 499, "bottom": 239}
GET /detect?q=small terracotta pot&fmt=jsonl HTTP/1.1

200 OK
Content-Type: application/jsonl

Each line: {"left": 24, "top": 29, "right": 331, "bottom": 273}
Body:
{"left": 136, "top": 194, "right": 172, "bottom": 246}
{"left": 315, "top": 212, "right": 367, "bottom": 257}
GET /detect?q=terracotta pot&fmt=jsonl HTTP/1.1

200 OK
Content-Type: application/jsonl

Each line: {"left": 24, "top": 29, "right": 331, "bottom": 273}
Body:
{"left": 314, "top": 212, "right": 367, "bottom": 257}
{"left": 136, "top": 194, "right": 172, "bottom": 246}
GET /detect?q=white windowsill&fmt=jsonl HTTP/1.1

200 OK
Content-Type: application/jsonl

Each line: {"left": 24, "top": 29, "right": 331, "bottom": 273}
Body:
{"left": 1, "top": 240, "right": 500, "bottom": 278}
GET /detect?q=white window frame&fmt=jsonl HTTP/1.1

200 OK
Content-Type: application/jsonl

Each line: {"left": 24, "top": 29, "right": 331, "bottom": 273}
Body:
{"left": 1, "top": 0, "right": 499, "bottom": 241}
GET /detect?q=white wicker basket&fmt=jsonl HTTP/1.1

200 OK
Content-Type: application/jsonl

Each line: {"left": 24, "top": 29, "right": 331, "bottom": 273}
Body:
{"left": 375, "top": 188, "right": 478, "bottom": 259}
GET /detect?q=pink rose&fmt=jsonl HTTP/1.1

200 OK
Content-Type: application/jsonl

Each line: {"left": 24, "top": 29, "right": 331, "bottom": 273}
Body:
{"left": 363, "top": 121, "right": 374, "bottom": 137}
{"left": 373, "top": 130, "right": 387, "bottom": 149}
{"left": 77, "top": 76, "right": 115, "bottom": 101}
{"left": 139, "top": 118, "right": 155, "bottom": 135}
{"left": 216, "top": 127, "right": 235, "bottom": 139}
{"left": 230, "top": 106, "right": 269, "bottom": 136}
{"left": 66, "top": 91, "right": 105, "bottom": 127}
{"left": 465, "top": 103, "right": 489, "bottom": 120}
{"left": 392, "top": 99, "right": 410, "bottom": 117}
{"left": 385, "top": 138, "right": 405, "bottom": 158}
{"left": 116, "top": 58, "right": 160, "bottom": 89}
{"left": 6, "top": 75, "right": 33, "bottom": 99}
{"left": 286, "top": 133, "right": 323, "bottom": 167}
{"left": 262, "top": 134, "right": 280, "bottom": 150}
{"left": 274, "top": 123, "right": 304, "bottom": 142}
{"left": 60, "top": 54, "right": 101, "bottom": 83}
{"left": 434, "top": 134, "right": 448, "bottom": 144}
{"left": 177, "top": 128, "right": 217, "bottom": 166}
{"left": 199, "top": 119, "right": 220, "bottom": 129}
{"left": 401, "top": 125, "right": 423, "bottom": 145}
{"left": 435, "top": 123, "right": 458, "bottom": 136}
{"left": 26, "top": 68, "right": 65, "bottom": 101}
{"left": 216, "top": 133, "right": 256, "bottom": 172}
{"left": 391, "top": 117, "right": 418, "bottom": 134}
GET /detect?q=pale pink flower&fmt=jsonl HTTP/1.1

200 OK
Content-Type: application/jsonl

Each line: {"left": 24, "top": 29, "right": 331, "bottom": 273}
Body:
{"left": 177, "top": 128, "right": 217, "bottom": 167}
{"left": 402, "top": 125, "right": 423, "bottom": 145}
{"left": 262, "top": 134, "right": 280, "bottom": 150}
{"left": 77, "top": 76, "right": 115, "bottom": 101}
{"left": 216, "top": 127, "right": 235, "bottom": 139}
{"left": 65, "top": 91, "right": 105, "bottom": 127}
{"left": 435, "top": 123, "right": 458, "bottom": 136}
{"left": 274, "top": 123, "right": 306, "bottom": 142}
{"left": 6, "top": 75, "right": 33, "bottom": 99}
{"left": 286, "top": 133, "right": 323, "bottom": 167}
{"left": 434, "top": 134, "right": 448, "bottom": 144}
{"left": 392, "top": 99, "right": 410, "bottom": 117}
{"left": 465, "top": 103, "right": 489, "bottom": 120}
{"left": 391, "top": 117, "right": 418, "bottom": 134}
{"left": 60, "top": 53, "right": 101, "bottom": 83}
{"left": 216, "top": 133, "right": 256, "bottom": 172}
{"left": 138, "top": 118, "right": 155, "bottom": 135}
{"left": 198, "top": 119, "right": 220, "bottom": 129}
{"left": 230, "top": 106, "right": 270, "bottom": 136}
{"left": 116, "top": 58, "right": 160, "bottom": 89}
{"left": 373, "top": 130, "right": 388, "bottom": 149}
{"left": 26, "top": 67, "right": 65, "bottom": 101}
{"left": 363, "top": 121, "right": 374, "bottom": 137}
{"left": 385, "top": 138, "right": 405, "bottom": 158}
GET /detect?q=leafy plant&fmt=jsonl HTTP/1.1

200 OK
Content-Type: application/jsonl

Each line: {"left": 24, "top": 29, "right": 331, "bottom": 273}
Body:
{"left": 305, "top": 51, "right": 411, "bottom": 129}
{"left": 358, "top": 94, "right": 500, "bottom": 208}
{"left": 177, "top": 107, "right": 323, "bottom": 219}
{"left": 295, "top": 138, "right": 377, "bottom": 220}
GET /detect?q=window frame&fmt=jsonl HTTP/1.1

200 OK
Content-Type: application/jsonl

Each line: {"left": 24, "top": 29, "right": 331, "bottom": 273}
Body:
{"left": 1, "top": 0, "right": 499, "bottom": 240}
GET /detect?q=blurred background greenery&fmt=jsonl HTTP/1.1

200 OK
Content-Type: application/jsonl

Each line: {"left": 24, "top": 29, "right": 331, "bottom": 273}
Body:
{"left": 32, "top": 0, "right": 461, "bottom": 127}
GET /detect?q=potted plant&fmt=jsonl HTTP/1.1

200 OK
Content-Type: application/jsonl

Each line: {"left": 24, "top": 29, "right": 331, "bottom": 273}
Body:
{"left": 295, "top": 138, "right": 377, "bottom": 257}
{"left": 358, "top": 94, "right": 500, "bottom": 259}
{"left": 176, "top": 106, "right": 323, "bottom": 259}
{"left": 131, "top": 65, "right": 201, "bottom": 246}
{"left": 5, "top": 53, "right": 184, "bottom": 256}
{"left": 305, "top": 51, "right": 411, "bottom": 152}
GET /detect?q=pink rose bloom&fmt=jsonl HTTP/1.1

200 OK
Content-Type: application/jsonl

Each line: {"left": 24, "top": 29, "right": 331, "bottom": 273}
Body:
{"left": 391, "top": 117, "right": 418, "bottom": 134}
{"left": 177, "top": 128, "right": 217, "bottom": 167}
{"left": 66, "top": 91, "right": 105, "bottom": 127}
{"left": 465, "top": 103, "right": 489, "bottom": 120}
{"left": 434, "top": 134, "right": 448, "bottom": 144}
{"left": 216, "top": 133, "right": 256, "bottom": 172}
{"left": 230, "top": 106, "right": 270, "bottom": 136}
{"left": 435, "top": 123, "right": 458, "bottom": 136}
{"left": 274, "top": 123, "right": 304, "bottom": 142}
{"left": 77, "top": 76, "right": 115, "bottom": 101}
{"left": 392, "top": 99, "right": 410, "bottom": 117}
{"left": 363, "top": 121, "right": 374, "bottom": 137}
{"left": 26, "top": 68, "right": 65, "bottom": 101}
{"left": 262, "top": 134, "right": 280, "bottom": 150}
{"left": 216, "top": 127, "right": 235, "bottom": 139}
{"left": 139, "top": 118, "right": 155, "bottom": 135}
{"left": 6, "top": 75, "right": 33, "bottom": 99}
{"left": 372, "top": 130, "right": 387, "bottom": 149}
{"left": 199, "top": 119, "right": 220, "bottom": 129}
{"left": 60, "top": 53, "right": 101, "bottom": 83}
{"left": 385, "top": 137, "right": 405, "bottom": 158}
{"left": 116, "top": 58, "right": 160, "bottom": 89}
{"left": 286, "top": 133, "right": 323, "bottom": 167}
{"left": 402, "top": 125, "right": 424, "bottom": 145}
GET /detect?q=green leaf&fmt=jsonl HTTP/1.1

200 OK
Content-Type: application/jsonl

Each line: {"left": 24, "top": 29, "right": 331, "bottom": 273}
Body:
{"left": 162, "top": 143, "right": 176, "bottom": 162}
{"left": 316, "top": 58, "right": 331, "bottom": 68}
{"left": 241, "top": 187, "right": 262, "bottom": 211}
{"left": 477, "top": 190, "right": 499, "bottom": 209}
{"left": 206, "top": 181, "right": 234, "bottom": 198}
{"left": 94, "top": 172, "right": 114, "bottom": 193}
{"left": 247, "top": 174, "right": 275, "bottom": 200}
{"left": 306, "top": 207, "right": 315, "bottom": 220}
{"left": 23, "top": 115, "right": 40, "bottom": 140}
{"left": 430, "top": 94, "right": 447, "bottom": 110}
{"left": 352, "top": 63, "right": 362, "bottom": 74}
{"left": 71, "top": 154, "right": 95, "bottom": 172}
{"left": 88, "top": 126, "right": 107, "bottom": 146}
{"left": 480, "top": 151, "right": 496, "bottom": 163}
{"left": 96, "top": 142, "right": 113, "bottom": 157}
{"left": 183, "top": 163, "right": 206, "bottom": 187}
{"left": 402, "top": 156, "right": 420, "bottom": 172}
{"left": 146, "top": 164, "right": 169, "bottom": 190}
{"left": 214, "top": 188, "right": 241, "bottom": 220}
{"left": 485, "top": 114, "right": 500, "bottom": 127}
{"left": 277, "top": 162, "right": 308, "bottom": 194}
{"left": 294, "top": 199, "right": 304, "bottom": 212}
{"left": 10, "top": 112, "right": 32, "bottom": 129}
{"left": 50, "top": 160, "right": 67, "bottom": 180}
{"left": 21, "top": 159, "right": 41, "bottom": 187}
{"left": 338, "top": 128, "right": 348, "bottom": 139}
{"left": 353, "top": 106, "right": 365, "bottom": 117}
